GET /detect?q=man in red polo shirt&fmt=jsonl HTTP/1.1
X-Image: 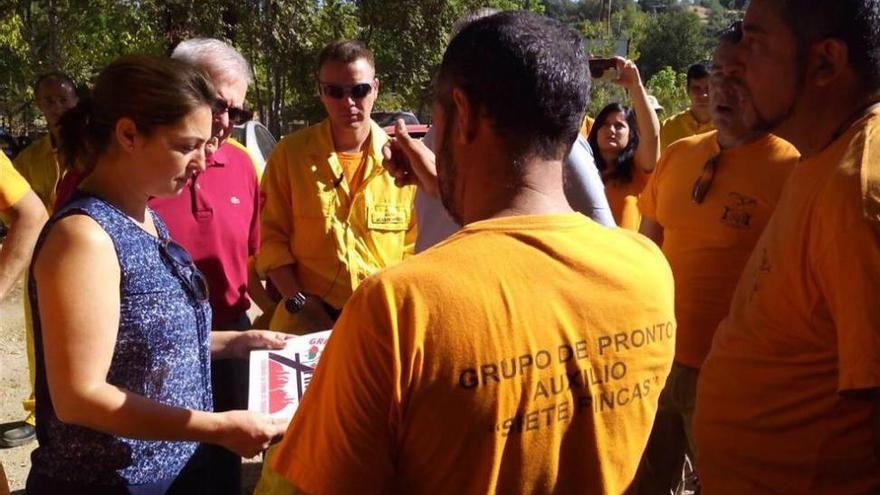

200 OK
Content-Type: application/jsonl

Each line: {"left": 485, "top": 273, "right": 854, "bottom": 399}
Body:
{"left": 148, "top": 38, "right": 260, "bottom": 495}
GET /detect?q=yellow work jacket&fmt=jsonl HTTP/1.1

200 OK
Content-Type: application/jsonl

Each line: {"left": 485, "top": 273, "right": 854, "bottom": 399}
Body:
{"left": 257, "top": 119, "right": 417, "bottom": 332}
{"left": 13, "top": 136, "right": 60, "bottom": 212}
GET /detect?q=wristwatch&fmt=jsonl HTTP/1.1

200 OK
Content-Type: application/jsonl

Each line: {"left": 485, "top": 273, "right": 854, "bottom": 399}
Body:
{"left": 284, "top": 292, "right": 308, "bottom": 314}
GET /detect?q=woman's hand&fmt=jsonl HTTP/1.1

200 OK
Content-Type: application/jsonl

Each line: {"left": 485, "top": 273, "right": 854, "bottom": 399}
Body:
{"left": 212, "top": 330, "right": 289, "bottom": 360}
{"left": 214, "top": 410, "right": 288, "bottom": 458}
{"left": 611, "top": 56, "right": 661, "bottom": 173}
{"left": 610, "top": 57, "right": 644, "bottom": 91}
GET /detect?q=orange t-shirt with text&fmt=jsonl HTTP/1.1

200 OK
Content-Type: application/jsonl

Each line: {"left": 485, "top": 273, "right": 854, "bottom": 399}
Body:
{"left": 694, "top": 109, "right": 880, "bottom": 494}
{"left": 639, "top": 132, "right": 797, "bottom": 368}
{"left": 271, "top": 214, "right": 676, "bottom": 495}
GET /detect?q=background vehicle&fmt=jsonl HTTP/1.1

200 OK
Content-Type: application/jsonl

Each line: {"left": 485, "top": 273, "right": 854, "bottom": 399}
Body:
{"left": 383, "top": 123, "right": 431, "bottom": 139}
{"left": 231, "top": 120, "right": 277, "bottom": 176}
{"left": 372, "top": 111, "right": 430, "bottom": 139}
{"left": 371, "top": 111, "right": 419, "bottom": 128}
{"left": 0, "top": 129, "right": 19, "bottom": 159}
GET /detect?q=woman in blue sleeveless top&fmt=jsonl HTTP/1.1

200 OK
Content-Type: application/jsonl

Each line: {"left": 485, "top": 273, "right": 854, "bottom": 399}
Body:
{"left": 25, "top": 55, "right": 287, "bottom": 495}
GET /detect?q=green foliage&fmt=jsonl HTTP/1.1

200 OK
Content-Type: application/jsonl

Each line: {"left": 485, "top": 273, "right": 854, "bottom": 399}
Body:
{"left": 645, "top": 65, "right": 689, "bottom": 116}
{"left": 586, "top": 80, "right": 627, "bottom": 117}
{"left": 638, "top": 10, "right": 712, "bottom": 81}
{"left": 0, "top": 0, "right": 742, "bottom": 138}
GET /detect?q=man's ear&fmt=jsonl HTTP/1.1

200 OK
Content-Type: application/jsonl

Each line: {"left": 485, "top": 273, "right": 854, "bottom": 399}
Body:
{"left": 452, "top": 88, "right": 478, "bottom": 144}
{"left": 809, "top": 38, "right": 850, "bottom": 88}
{"left": 115, "top": 117, "right": 139, "bottom": 153}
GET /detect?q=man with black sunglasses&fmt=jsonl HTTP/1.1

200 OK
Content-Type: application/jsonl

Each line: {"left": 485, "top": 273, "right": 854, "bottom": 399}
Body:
{"left": 253, "top": 40, "right": 417, "bottom": 494}
{"left": 148, "top": 37, "right": 262, "bottom": 495}
{"left": 635, "top": 24, "right": 799, "bottom": 494}
{"left": 256, "top": 40, "right": 416, "bottom": 336}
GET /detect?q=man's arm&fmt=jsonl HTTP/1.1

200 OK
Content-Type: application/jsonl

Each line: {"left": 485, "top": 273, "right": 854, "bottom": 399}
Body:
{"left": 0, "top": 190, "right": 47, "bottom": 300}
{"left": 266, "top": 265, "right": 334, "bottom": 331}
{"left": 269, "top": 280, "right": 397, "bottom": 493}
{"left": 564, "top": 135, "right": 615, "bottom": 227}
{"left": 817, "top": 214, "right": 880, "bottom": 456}
{"left": 382, "top": 120, "right": 439, "bottom": 196}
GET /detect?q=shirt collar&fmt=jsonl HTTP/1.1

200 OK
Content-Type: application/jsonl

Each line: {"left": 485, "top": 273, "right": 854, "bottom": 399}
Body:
{"left": 205, "top": 142, "right": 232, "bottom": 168}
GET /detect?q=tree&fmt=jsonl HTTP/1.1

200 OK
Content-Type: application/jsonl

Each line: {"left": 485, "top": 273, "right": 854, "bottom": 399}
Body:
{"left": 0, "top": 0, "right": 167, "bottom": 134}
{"left": 0, "top": 0, "right": 733, "bottom": 139}
{"left": 357, "top": 0, "right": 542, "bottom": 120}
{"left": 637, "top": 9, "right": 711, "bottom": 81}
{"left": 646, "top": 65, "right": 689, "bottom": 116}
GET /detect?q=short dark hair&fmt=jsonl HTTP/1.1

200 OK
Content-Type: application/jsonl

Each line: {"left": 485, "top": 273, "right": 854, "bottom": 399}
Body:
{"left": 718, "top": 20, "right": 743, "bottom": 44}
{"left": 686, "top": 62, "right": 711, "bottom": 88}
{"left": 587, "top": 103, "right": 640, "bottom": 185}
{"left": 317, "top": 40, "right": 374, "bottom": 73}
{"left": 774, "top": 0, "right": 880, "bottom": 90}
{"left": 34, "top": 72, "right": 76, "bottom": 98}
{"left": 58, "top": 55, "right": 215, "bottom": 173}
{"left": 435, "top": 11, "right": 590, "bottom": 162}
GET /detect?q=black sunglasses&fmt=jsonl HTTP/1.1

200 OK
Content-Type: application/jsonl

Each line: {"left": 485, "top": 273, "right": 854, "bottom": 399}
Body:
{"left": 319, "top": 82, "right": 373, "bottom": 100}
{"left": 691, "top": 153, "right": 721, "bottom": 204}
{"left": 213, "top": 98, "right": 254, "bottom": 125}
{"left": 159, "top": 237, "right": 209, "bottom": 302}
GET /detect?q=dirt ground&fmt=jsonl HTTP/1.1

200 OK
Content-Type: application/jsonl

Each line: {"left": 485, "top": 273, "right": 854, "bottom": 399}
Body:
{"left": 0, "top": 280, "right": 265, "bottom": 494}
{"left": 0, "top": 279, "right": 34, "bottom": 494}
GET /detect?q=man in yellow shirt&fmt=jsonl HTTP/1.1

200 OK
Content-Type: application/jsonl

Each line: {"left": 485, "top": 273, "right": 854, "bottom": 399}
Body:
{"left": 269, "top": 12, "right": 675, "bottom": 494}
{"left": 0, "top": 153, "right": 47, "bottom": 448}
{"left": 14, "top": 72, "right": 78, "bottom": 211}
{"left": 636, "top": 25, "right": 799, "bottom": 494}
{"left": 694, "top": 1, "right": 880, "bottom": 493}
{"left": 10, "top": 72, "right": 76, "bottom": 452}
{"left": 659, "top": 63, "right": 714, "bottom": 150}
{"left": 257, "top": 40, "right": 416, "bottom": 336}
{"left": 253, "top": 40, "right": 417, "bottom": 494}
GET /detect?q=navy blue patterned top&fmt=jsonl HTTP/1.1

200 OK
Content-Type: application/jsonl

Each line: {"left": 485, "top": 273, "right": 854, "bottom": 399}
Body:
{"left": 28, "top": 193, "right": 213, "bottom": 486}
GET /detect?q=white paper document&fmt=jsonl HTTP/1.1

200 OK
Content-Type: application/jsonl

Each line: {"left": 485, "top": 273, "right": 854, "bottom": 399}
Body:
{"left": 248, "top": 330, "right": 332, "bottom": 420}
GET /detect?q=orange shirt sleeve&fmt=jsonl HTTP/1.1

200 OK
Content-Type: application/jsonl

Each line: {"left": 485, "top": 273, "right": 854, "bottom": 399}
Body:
{"left": 270, "top": 279, "right": 398, "bottom": 494}
{"left": 0, "top": 153, "right": 30, "bottom": 210}
{"left": 816, "top": 219, "right": 880, "bottom": 392}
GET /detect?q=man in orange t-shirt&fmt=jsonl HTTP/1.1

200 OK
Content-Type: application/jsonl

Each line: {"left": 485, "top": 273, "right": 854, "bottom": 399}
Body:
{"left": 694, "top": 1, "right": 880, "bottom": 493}
{"left": 636, "top": 25, "right": 799, "bottom": 494}
{"left": 269, "top": 12, "right": 676, "bottom": 494}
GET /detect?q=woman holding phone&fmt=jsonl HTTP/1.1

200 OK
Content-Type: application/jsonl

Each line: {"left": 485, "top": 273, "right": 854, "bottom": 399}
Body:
{"left": 26, "top": 55, "right": 287, "bottom": 495}
{"left": 587, "top": 57, "right": 661, "bottom": 229}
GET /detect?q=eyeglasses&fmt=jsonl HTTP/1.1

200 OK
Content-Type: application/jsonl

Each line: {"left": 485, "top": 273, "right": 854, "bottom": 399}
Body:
{"left": 691, "top": 153, "right": 721, "bottom": 204}
{"left": 213, "top": 98, "right": 253, "bottom": 125}
{"left": 159, "top": 237, "right": 209, "bottom": 302}
{"left": 319, "top": 82, "right": 373, "bottom": 100}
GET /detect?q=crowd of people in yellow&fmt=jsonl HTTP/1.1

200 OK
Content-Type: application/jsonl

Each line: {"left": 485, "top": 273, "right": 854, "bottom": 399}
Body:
{"left": 0, "top": 0, "right": 879, "bottom": 494}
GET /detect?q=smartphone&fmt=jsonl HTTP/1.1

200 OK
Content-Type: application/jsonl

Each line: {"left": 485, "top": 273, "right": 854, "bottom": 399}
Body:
{"left": 589, "top": 58, "right": 619, "bottom": 81}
